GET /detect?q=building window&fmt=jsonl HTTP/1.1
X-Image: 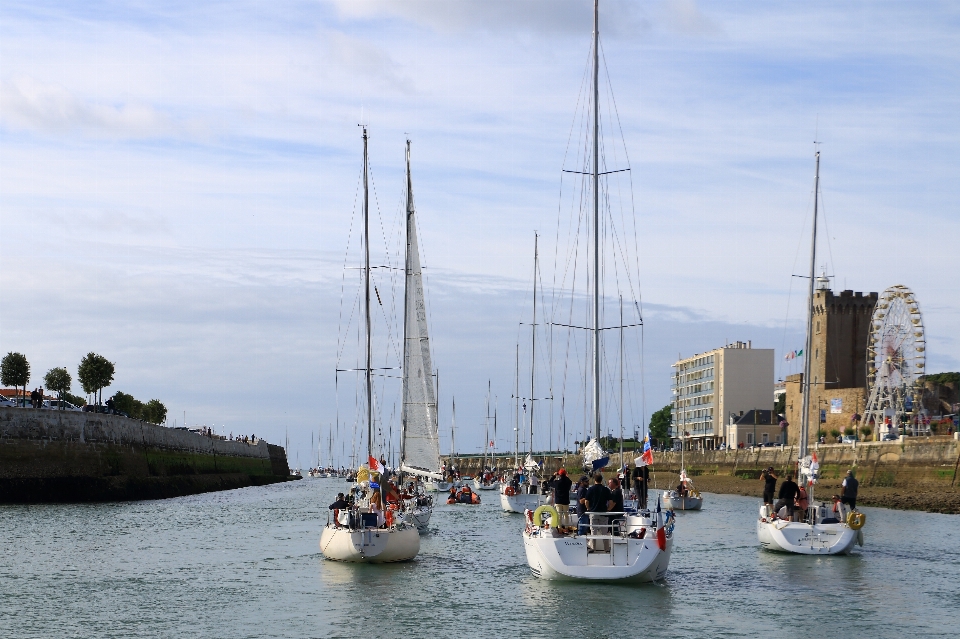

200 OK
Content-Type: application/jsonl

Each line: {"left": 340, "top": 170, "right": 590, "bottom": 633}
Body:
{"left": 816, "top": 320, "right": 820, "bottom": 334}
{"left": 762, "top": 433, "right": 769, "bottom": 444}
{"left": 747, "top": 433, "right": 753, "bottom": 444}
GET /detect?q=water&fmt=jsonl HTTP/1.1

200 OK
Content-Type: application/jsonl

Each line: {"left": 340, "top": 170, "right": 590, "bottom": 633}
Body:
{"left": 2, "top": 479, "right": 957, "bottom": 638}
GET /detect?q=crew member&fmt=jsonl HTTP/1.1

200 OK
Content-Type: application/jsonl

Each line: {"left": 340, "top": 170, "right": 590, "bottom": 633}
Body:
{"left": 761, "top": 467, "right": 777, "bottom": 505}
{"left": 554, "top": 468, "right": 572, "bottom": 518}
{"left": 632, "top": 463, "right": 650, "bottom": 509}
{"left": 841, "top": 469, "right": 859, "bottom": 510}
{"left": 775, "top": 472, "right": 800, "bottom": 519}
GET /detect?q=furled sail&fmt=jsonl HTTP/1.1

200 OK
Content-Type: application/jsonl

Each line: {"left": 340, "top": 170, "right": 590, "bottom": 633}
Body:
{"left": 400, "top": 144, "right": 443, "bottom": 481}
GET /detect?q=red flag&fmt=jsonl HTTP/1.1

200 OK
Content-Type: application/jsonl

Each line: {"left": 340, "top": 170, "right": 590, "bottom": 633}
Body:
{"left": 640, "top": 438, "right": 654, "bottom": 466}
{"left": 368, "top": 456, "right": 383, "bottom": 473}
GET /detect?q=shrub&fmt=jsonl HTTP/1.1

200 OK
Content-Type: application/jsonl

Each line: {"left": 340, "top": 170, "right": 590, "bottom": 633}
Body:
{"left": 843, "top": 427, "right": 856, "bottom": 437}
{"left": 829, "top": 429, "right": 840, "bottom": 438}
{"left": 860, "top": 426, "right": 872, "bottom": 438}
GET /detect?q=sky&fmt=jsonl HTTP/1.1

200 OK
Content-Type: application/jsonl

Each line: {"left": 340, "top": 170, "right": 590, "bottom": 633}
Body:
{"left": 1, "top": 1, "right": 958, "bottom": 467}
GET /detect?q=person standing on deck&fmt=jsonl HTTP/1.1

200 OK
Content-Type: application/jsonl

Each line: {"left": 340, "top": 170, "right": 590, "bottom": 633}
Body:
{"left": 632, "top": 463, "right": 649, "bottom": 509}
{"left": 761, "top": 467, "right": 777, "bottom": 505}
{"left": 841, "top": 469, "right": 859, "bottom": 511}
{"left": 554, "top": 469, "right": 572, "bottom": 518}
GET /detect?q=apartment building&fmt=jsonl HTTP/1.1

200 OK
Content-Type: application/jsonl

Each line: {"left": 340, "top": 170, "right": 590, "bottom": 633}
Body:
{"left": 671, "top": 341, "right": 774, "bottom": 449}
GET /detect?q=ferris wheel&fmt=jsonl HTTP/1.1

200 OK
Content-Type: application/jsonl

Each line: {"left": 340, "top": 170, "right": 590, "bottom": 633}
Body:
{"left": 862, "top": 285, "right": 926, "bottom": 438}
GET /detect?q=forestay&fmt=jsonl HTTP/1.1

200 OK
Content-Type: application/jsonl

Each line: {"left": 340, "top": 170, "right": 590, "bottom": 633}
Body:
{"left": 400, "top": 144, "right": 443, "bottom": 481}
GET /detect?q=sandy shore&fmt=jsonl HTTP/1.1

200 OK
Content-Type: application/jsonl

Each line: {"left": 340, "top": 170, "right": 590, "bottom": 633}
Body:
{"left": 657, "top": 474, "right": 960, "bottom": 515}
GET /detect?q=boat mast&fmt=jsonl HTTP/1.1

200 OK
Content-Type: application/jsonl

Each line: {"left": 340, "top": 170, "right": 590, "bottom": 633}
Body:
{"left": 530, "top": 232, "right": 538, "bottom": 460}
{"left": 362, "top": 126, "right": 373, "bottom": 463}
{"left": 619, "top": 296, "right": 624, "bottom": 464}
{"left": 798, "top": 150, "right": 820, "bottom": 462}
{"left": 515, "top": 344, "right": 520, "bottom": 470}
{"left": 400, "top": 138, "right": 412, "bottom": 471}
{"left": 592, "top": 0, "right": 601, "bottom": 442}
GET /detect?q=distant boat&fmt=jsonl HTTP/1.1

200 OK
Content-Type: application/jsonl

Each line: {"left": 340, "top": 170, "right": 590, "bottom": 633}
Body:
{"left": 662, "top": 437, "right": 703, "bottom": 511}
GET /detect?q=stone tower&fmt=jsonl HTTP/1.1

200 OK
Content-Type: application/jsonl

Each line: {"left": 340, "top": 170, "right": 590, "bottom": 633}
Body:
{"left": 786, "top": 281, "right": 878, "bottom": 447}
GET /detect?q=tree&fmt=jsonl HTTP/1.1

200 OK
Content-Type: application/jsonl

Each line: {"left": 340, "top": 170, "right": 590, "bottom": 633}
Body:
{"left": 649, "top": 404, "right": 673, "bottom": 443}
{"left": 142, "top": 399, "right": 167, "bottom": 425}
{"left": 111, "top": 391, "right": 143, "bottom": 419}
{"left": 43, "top": 367, "right": 72, "bottom": 408}
{"left": 77, "top": 353, "right": 115, "bottom": 406}
{"left": 774, "top": 393, "right": 786, "bottom": 415}
{"left": 1, "top": 352, "right": 30, "bottom": 406}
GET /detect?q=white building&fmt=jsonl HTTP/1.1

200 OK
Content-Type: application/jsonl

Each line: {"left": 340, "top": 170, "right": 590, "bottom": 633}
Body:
{"left": 671, "top": 341, "right": 774, "bottom": 449}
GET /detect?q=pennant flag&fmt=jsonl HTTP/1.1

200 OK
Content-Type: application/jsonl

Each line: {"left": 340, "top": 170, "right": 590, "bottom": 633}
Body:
{"left": 368, "top": 456, "right": 383, "bottom": 474}
{"left": 796, "top": 349, "right": 803, "bottom": 357}
{"left": 640, "top": 438, "right": 654, "bottom": 466}
{"left": 592, "top": 456, "right": 610, "bottom": 470}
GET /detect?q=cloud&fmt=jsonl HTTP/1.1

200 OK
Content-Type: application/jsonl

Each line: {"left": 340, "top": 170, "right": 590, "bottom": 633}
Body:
{"left": 320, "top": 30, "right": 416, "bottom": 95}
{"left": 0, "top": 76, "right": 179, "bottom": 139}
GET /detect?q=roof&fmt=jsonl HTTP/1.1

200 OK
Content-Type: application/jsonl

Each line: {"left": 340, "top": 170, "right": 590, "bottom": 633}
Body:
{"left": 732, "top": 409, "right": 774, "bottom": 425}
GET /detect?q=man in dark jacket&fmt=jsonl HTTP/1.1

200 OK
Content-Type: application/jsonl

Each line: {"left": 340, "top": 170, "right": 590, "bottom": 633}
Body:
{"left": 841, "top": 469, "right": 859, "bottom": 510}
{"left": 585, "top": 474, "right": 613, "bottom": 550}
{"left": 775, "top": 472, "right": 800, "bottom": 519}
{"left": 328, "top": 493, "right": 350, "bottom": 527}
{"left": 632, "top": 463, "right": 650, "bottom": 509}
{"left": 761, "top": 467, "right": 777, "bottom": 505}
{"left": 553, "top": 468, "right": 573, "bottom": 518}
{"left": 576, "top": 476, "right": 590, "bottom": 535}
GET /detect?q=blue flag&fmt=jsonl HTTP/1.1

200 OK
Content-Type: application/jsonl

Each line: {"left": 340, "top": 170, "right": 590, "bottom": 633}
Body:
{"left": 369, "top": 481, "right": 380, "bottom": 490}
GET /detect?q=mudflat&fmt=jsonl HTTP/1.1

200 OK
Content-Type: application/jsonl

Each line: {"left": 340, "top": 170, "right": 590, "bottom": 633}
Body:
{"left": 676, "top": 474, "right": 960, "bottom": 514}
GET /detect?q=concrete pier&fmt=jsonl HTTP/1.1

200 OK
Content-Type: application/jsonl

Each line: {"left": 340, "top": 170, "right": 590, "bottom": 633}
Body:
{"left": 0, "top": 407, "right": 294, "bottom": 503}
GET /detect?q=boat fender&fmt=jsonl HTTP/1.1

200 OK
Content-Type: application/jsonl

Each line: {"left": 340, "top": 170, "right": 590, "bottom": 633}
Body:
{"left": 847, "top": 511, "right": 866, "bottom": 530}
{"left": 856, "top": 528, "right": 864, "bottom": 547}
{"left": 505, "top": 486, "right": 517, "bottom": 496}
{"left": 656, "top": 526, "right": 666, "bottom": 551}
{"left": 532, "top": 504, "right": 559, "bottom": 528}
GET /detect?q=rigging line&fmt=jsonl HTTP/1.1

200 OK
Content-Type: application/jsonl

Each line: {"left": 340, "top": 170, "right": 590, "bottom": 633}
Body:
{"left": 335, "top": 161, "right": 365, "bottom": 367}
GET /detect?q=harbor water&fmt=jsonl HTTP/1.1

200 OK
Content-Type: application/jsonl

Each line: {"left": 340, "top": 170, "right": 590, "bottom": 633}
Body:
{"left": 2, "top": 478, "right": 957, "bottom": 638}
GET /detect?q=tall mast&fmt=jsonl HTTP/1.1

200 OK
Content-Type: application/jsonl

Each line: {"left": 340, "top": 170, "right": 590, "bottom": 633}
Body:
{"left": 619, "top": 296, "right": 624, "bottom": 463}
{"left": 515, "top": 344, "right": 520, "bottom": 469}
{"left": 400, "top": 138, "right": 412, "bottom": 469}
{"left": 799, "top": 150, "right": 820, "bottom": 461}
{"left": 530, "top": 232, "right": 538, "bottom": 458}
{"left": 592, "top": 0, "right": 602, "bottom": 442}
{"left": 362, "top": 127, "right": 373, "bottom": 462}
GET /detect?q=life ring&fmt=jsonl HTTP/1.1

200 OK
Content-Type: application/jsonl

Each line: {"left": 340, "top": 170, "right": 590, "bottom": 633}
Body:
{"left": 532, "top": 504, "right": 559, "bottom": 528}
{"left": 356, "top": 468, "right": 370, "bottom": 483}
{"left": 847, "top": 511, "right": 866, "bottom": 530}
{"left": 504, "top": 486, "right": 517, "bottom": 496}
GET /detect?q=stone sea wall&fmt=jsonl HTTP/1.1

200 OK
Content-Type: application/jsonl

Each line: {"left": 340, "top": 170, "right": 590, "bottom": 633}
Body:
{"left": 0, "top": 407, "right": 293, "bottom": 503}
{"left": 444, "top": 437, "right": 960, "bottom": 488}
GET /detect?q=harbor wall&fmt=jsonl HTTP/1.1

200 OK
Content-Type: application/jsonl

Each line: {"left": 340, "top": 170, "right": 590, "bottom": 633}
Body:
{"left": 0, "top": 407, "right": 294, "bottom": 503}
{"left": 443, "top": 438, "right": 960, "bottom": 488}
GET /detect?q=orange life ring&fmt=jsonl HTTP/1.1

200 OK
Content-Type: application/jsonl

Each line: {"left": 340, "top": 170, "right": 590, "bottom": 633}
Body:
{"left": 505, "top": 486, "right": 517, "bottom": 496}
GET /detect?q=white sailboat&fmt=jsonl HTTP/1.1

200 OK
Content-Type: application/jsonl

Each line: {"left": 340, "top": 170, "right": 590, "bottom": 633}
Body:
{"left": 522, "top": 0, "right": 673, "bottom": 581}
{"left": 319, "top": 128, "right": 420, "bottom": 563}
{"left": 756, "top": 149, "right": 865, "bottom": 555}
{"left": 500, "top": 234, "right": 545, "bottom": 514}
{"left": 662, "top": 435, "right": 703, "bottom": 511}
{"left": 475, "top": 383, "right": 500, "bottom": 491}
{"left": 397, "top": 138, "right": 443, "bottom": 533}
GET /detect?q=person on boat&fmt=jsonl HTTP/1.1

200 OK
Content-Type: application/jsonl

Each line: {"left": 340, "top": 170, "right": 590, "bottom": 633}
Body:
{"left": 761, "top": 467, "right": 777, "bottom": 506}
{"left": 447, "top": 487, "right": 457, "bottom": 504}
{"left": 632, "top": 463, "right": 649, "bottom": 509}
{"left": 369, "top": 490, "right": 386, "bottom": 527}
{"left": 841, "top": 469, "right": 859, "bottom": 510}
{"left": 827, "top": 494, "right": 844, "bottom": 523}
{"left": 328, "top": 492, "right": 350, "bottom": 527}
{"left": 585, "top": 474, "right": 613, "bottom": 550}
{"left": 553, "top": 469, "right": 572, "bottom": 518}
{"left": 529, "top": 472, "right": 540, "bottom": 495}
{"left": 458, "top": 486, "right": 476, "bottom": 504}
{"left": 576, "top": 476, "right": 590, "bottom": 535}
{"left": 775, "top": 472, "right": 800, "bottom": 520}
{"left": 795, "top": 484, "right": 809, "bottom": 519}
{"left": 607, "top": 478, "right": 624, "bottom": 513}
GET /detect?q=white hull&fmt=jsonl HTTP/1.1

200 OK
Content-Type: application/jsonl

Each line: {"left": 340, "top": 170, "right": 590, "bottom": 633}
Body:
{"left": 474, "top": 479, "right": 500, "bottom": 491}
{"left": 662, "top": 490, "right": 703, "bottom": 511}
{"left": 523, "top": 513, "right": 672, "bottom": 581}
{"left": 756, "top": 504, "right": 861, "bottom": 555}
{"left": 404, "top": 507, "right": 432, "bottom": 532}
{"left": 425, "top": 481, "right": 451, "bottom": 492}
{"left": 319, "top": 524, "right": 420, "bottom": 563}
{"left": 500, "top": 490, "right": 543, "bottom": 513}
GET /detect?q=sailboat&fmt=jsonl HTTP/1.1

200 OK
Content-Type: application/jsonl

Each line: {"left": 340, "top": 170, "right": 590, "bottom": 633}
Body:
{"left": 475, "top": 383, "right": 500, "bottom": 491}
{"left": 662, "top": 434, "right": 703, "bottom": 510}
{"left": 521, "top": 0, "right": 673, "bottom": 581}
{"left": 425, "top": 398, "right": 454, "bottom": 492}
{"left": 319, "top": 128, "right": 420, "bottom": 563}
{"left": 396, "top": 138, "right": 443, "bottom": 533}
{"left": 500, "top": 233, "right": 545, "bottom": 514}
{"left": 756, "top": 149, "right": 865, "bottom": 555}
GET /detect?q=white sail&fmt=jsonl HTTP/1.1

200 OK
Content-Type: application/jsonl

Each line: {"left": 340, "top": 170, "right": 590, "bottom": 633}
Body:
{"left": 400, "top": 143, "right": 442, "bottom": 481}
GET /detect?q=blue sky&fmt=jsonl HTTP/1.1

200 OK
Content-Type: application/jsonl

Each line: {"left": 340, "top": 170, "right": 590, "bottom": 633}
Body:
{"left": 2, "top": 1, "right": 958, "bottom": 466}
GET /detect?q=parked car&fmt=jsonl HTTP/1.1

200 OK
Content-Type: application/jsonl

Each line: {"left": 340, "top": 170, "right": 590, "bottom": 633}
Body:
{"left": 43, "top": 399, "right": 82, "bottom": 411}
{"left": 841, "top": 436, "right": 857, "bottom": 444}
{"left": 882, "top": 433, "right": 899, "bottom": 441}
{"left": 0, "top": 395, "right": 16, "bottom": 408}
